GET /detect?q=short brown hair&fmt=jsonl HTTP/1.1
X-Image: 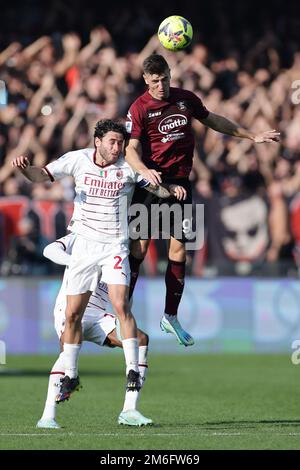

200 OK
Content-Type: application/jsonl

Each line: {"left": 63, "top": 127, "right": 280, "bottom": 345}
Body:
{"left": 94, "top": 119, "right": 127, "bottom": 140}
{"left": 143, "top": 54, "right": 170, "bottom": 75}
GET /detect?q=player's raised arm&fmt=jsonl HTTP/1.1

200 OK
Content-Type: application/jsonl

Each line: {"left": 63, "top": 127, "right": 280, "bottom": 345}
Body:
{"left": 11, "top": 155, "right": 50, "bottom": 182}
{"left": 200, "top": 112, "right": 280, "bottom": 143}
{"left": 125, "top": 138, "right": 162, "bottom": 186}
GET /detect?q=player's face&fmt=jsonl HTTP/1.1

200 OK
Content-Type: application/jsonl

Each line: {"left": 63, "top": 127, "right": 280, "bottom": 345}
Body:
{"left": 143, "top": 69, "right": 171, "bottom": 100}
{"left": 95, "top": 131, "right": 124, "bottom": 164}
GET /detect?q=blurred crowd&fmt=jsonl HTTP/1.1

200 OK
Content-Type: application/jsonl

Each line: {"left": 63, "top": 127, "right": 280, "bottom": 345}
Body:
{"left": 1, "top": 0, "right": 300, "bottom": 276}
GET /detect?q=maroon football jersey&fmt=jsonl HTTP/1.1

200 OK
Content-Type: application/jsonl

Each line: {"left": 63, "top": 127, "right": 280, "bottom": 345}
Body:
{"left": 126, "top": 87, "right": 209, "bottom": 178}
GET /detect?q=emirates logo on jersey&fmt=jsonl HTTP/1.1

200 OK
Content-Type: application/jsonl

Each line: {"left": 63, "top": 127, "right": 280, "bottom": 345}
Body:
{"left": 116, "top": 170, "right": 123, "bottom": 180}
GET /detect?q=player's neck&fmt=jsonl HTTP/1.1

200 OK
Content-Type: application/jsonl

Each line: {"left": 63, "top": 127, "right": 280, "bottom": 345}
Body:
{"left": 94, "top": 150, "right": 118, "bottom": 168}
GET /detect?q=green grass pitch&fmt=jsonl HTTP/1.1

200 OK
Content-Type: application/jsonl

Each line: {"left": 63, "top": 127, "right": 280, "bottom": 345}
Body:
{"left": 0, "top": 353, "right": 300, "bottom": 450}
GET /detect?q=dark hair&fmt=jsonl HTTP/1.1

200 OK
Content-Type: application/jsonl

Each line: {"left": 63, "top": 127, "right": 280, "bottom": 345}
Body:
{"left": 143, "top": 54, "right": 170, "bottom": 75}
{"left": 94, "top": 119, "right": 127, "bottom": 139}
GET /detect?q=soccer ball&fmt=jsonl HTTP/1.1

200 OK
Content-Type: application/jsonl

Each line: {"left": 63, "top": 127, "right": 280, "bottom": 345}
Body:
{"left": 158, "top": 15, "right": 193, "bottom": 51}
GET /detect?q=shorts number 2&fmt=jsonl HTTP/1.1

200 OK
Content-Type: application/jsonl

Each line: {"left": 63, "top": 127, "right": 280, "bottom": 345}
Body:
{"left": 113, "top": 256, "right": 122, "bottom": 269}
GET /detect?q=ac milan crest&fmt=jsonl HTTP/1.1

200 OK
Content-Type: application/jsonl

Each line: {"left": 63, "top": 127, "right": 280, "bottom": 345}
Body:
{"left": 116, "top": 170, "right": 123, "bottom": 180}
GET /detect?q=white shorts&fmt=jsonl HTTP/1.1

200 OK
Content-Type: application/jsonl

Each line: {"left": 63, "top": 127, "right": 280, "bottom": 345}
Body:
{"left": 66, "top": 235, "right": 130, "bottom": 295}
{"left": 54, "top": 304, "right": 117, "bottom": 346}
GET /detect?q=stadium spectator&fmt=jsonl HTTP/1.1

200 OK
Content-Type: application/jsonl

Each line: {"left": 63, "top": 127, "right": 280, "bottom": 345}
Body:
{"left": 3, "top": 215, "right": 49, "bottom": 275}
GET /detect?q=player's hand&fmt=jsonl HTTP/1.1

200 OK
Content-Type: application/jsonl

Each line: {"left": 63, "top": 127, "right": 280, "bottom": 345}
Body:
{"left": 11, "top": 155, "right": 30, "bottom": 170}
{"left": 139, "top": 169, "right": 162, "bottom": 186}
{"left": 253, "top": 130, "right": 280, "bottom": 143}
{"left": 169, "top": 184, "right": 187, "bottom": 201}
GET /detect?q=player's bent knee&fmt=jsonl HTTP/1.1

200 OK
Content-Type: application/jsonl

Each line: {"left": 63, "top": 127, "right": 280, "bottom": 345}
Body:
{"left": 116, "top": 311, "right": 131, "bottom": 322}
{"left": 169, "top": 238, "right": 186, "bottom": 260}
{"left": 112, "top": 300, "right": 128, "bottom": 316}
{"left": 115, "top": 310, "right": 133, "bottom": 324}
{"left": 169, "top": 247, "right": 186, "bottom": 261}
{"left": 139, "top": 332, "right": 149, "bottom": 346}
{"left": 65, "top": 310, "right": 82, "bottom": 325}
{"left": 131, "top": 240, "right": 148, "bottom": 259}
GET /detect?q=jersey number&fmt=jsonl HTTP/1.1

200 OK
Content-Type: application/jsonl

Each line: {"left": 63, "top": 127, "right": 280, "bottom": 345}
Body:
{"left": 113, "top": 256, "right": 122, "bottom": 269}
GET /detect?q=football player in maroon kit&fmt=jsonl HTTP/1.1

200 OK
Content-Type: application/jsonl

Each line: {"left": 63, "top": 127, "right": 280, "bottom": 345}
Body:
{"left": 125, "top": 54, "right": 280, "bottom": 347}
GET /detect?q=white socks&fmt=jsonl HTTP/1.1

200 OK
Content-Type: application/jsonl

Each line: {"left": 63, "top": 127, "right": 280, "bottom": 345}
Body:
{"left": 122, "top": 338, "right": 139, "bottom": 375}
{"left": 138, "top": 345, "right": 148, "bottom": 386}
{"left": 122, "top": 390, "right": 139, "bottom": 412}
{"left": 40, "top": 342, "right": 149, "bottom": 417}
{"left": 122, "top": 345, "right": 148, "bottom": 412}
{"left": 41, "top": 352, "right": 65, "bottom": 420}
{"left": 63, "top": 343, "right": 81, "bottom": 379}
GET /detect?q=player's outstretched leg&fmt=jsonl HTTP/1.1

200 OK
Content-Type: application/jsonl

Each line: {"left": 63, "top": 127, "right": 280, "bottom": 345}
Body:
{"left": 118, "top": 409, "right": 153, "bottom": 427}
{"left": 160, "top": 314, "right": 194, "bottom": 347}
{"left": 55, "top": 375, "right": 81, "bottom": 403}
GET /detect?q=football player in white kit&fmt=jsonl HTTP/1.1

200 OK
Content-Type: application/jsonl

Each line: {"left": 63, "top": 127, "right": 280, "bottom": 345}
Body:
{"left": 12, "top": 119, "right": 186, "bottom": 424}
{"left": 36, "top": 233, "right": 152, "bottom": 428}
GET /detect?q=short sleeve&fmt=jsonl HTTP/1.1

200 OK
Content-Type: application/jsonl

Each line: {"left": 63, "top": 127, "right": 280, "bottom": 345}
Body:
{"left": 125, "top": 101, "right": 144, "bottom": 140}
{"left": 45, "top": 152, "right": 77, "bottom": 181}
{"left": 124, "top": 162, "right": 143, "bottom": 184}
{"left": 189, "top": 91, "right": 209, "bottom": 121}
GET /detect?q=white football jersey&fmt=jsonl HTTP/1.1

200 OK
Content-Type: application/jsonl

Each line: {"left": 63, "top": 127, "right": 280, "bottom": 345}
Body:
{"left": 54, "top": 233, "right": 112, "bottom": 318}
{"left": 46, "top": 148, "right": 143, "bottom": 244}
